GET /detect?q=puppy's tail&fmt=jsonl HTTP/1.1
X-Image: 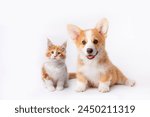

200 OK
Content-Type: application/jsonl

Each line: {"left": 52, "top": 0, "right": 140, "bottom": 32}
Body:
{"left": 69, "top": 72, "right": 76, "bottom": 79}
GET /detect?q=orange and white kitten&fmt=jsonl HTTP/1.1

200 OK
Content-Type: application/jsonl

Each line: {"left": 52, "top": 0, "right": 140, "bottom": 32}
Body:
{"left": 42, "top": 39, "right": 68, "bottom": 91}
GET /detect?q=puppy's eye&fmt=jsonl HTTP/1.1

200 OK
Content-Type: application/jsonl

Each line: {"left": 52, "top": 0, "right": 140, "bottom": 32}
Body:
{"left": 82, "top": 40, "right": 86, "bottom": 45}
{"left": 51, "top": 51, "right": 54, "bottom": 54}
{"left": 93, "top": 39, "right": 98, "bottom": 44}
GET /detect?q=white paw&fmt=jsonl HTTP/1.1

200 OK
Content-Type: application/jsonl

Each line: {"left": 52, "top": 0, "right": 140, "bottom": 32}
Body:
{"left": 75, "top": 86, "right": 86, "bottom": 92}
{"left": 125, "top": 80, "right": 135, "bottom": 87}
{"left": 56, "top": 86, "right": 64, "bottom": 91}
{"left": 98, "top": 82, "right": 110, "bottom": 93}
{"left": 75, "top": 81, "right": 87, "bottom": 92}
{"left": 47, "top": 86, "right": 55, "bottom": 92}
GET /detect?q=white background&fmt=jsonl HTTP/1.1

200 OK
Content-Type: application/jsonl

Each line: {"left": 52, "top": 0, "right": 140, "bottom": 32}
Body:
{"left": 0, "top": 0, "right": 150, "bottom": 99}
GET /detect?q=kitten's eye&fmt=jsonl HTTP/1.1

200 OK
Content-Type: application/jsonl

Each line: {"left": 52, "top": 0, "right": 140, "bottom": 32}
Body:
{"left": 51, "top": 51, "right": 54, "bottom": 54}
{"left": 57, "top": 52, "right": 60, "bottom": 55}
{"left": 82, "top": 40, "right": 86, "bottom": 45}
{"left": 93, "top": 39, "right": 98, "bottom": 44}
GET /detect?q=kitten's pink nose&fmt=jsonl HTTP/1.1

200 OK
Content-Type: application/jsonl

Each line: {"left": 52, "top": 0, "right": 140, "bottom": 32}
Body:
{"left": 54, "top": 55, "right": 57, "bottom": 58}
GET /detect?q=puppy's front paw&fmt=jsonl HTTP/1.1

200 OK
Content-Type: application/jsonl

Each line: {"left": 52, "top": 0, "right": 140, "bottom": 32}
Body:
{"left": 125, "top": 80, "right": 135, "bottom": 87}
{"left": 56, "top": 86, "right": 64, "bottom": 91}
{"left": 47, "top": 86, "right": 55, "bottom": 92}
{"left": 75, "top": 87, "right": 86, "bottom": 92}
{"left": 75, "top": 81, "right": 87, "bottom": 92}
{"left": 98, "top": 83, "right": 110, "bottom": 93}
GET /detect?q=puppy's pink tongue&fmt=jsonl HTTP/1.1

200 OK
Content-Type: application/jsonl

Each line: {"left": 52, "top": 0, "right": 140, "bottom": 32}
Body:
{"left": 87, "top": 55, "right": 95, "bottom": 59}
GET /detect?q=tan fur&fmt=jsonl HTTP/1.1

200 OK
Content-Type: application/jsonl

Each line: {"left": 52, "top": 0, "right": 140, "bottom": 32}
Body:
{"left": 69, "top": 73, "right": 76, "bottom": 79}
{"left": 67, "top": 18, "right": 135, "bottom": 92}
{"left": 42, "top": 66, "right": 48, "bottom": 80}
{"left": 76, "top": 50, "right": 129, "bottom": 88}
{"left": 42, "top": 66, "right": 53, "bottom": 79}
{"left": 76, "top": 29, "right": 128, "bottom": 86}
{"left": 77, "top": 72, "right": 88, "bottom": 84}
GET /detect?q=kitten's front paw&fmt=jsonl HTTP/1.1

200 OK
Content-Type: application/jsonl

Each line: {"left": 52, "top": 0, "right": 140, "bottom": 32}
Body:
{"left": 75, "top": 81, "right": 87, "bottom": 92}
{"left": 56, "top": 86, "right": 64, "bottom": 91}
{"left": 98, "top": 83, "right": 110, "bottom": 93}
{"left": 125, "top": 80, "right": 135, "bottom": 87}
{"left": 47, "top": 86, "right": 55, "bottom": 92}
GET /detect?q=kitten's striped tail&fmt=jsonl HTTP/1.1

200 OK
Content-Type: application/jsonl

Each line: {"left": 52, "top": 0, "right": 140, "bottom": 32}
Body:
{"left": 69, "top": 73, "right": 76, "bottom": 79}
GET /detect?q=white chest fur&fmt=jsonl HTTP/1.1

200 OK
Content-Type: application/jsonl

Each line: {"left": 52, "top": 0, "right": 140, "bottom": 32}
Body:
{"left": 79, "top": 59, "right": 107, "bottom": 87}
{"left": 44, "top": 60, "right": 68, "bottom": 82}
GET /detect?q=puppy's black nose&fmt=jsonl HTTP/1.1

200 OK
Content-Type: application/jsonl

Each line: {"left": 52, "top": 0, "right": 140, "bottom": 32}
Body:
{"left": 87, "top": 48, "right": 93, "bottom": 54}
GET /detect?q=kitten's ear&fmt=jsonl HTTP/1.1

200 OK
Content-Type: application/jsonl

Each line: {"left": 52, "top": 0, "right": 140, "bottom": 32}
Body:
{"left": 61, "top": 41, "right": 67, "bottom": 51}
{"left": 47, "top": 38, "right": 53, "bottom": 48}
{"left": 95, "top": 18, "right": 109, "bottom": 38}
{"left": 67, "top": 24, "right": 81, "bottom": 40}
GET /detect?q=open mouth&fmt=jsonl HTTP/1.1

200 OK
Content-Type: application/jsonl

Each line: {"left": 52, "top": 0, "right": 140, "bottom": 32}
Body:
{"left": 86, "top": 51, "right": 98, "bottom": 60}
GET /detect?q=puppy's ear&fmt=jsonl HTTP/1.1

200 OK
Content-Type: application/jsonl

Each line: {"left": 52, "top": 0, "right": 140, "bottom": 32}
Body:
{"left": 61, "top": 41, "right": 67, "bottom": 51}
{"left": 96, "top": 18, "right": 109, "bottom": 38}
{"left": 67, "top": 24, "right": 81, "bottom": 40}
{"left": 47, "top": 38, "right": 53, "bottom": 48}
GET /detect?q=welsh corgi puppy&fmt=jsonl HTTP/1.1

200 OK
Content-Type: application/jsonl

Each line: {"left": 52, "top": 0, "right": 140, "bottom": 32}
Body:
{"left": 67, "top": 18, "right": 135, "bottom": 92}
